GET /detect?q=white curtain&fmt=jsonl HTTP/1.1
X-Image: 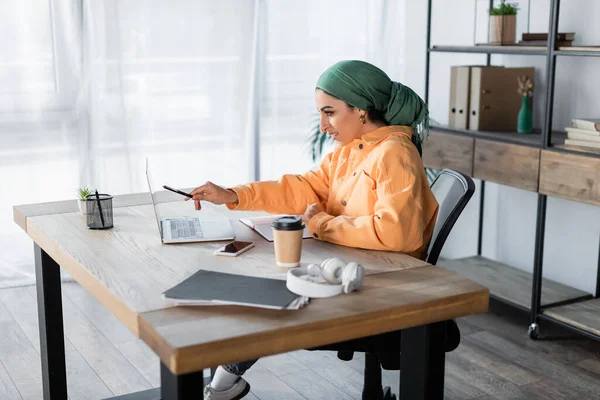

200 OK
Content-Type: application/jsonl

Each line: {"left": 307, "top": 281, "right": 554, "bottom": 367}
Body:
{"left": 0, "top": 0, "right": 406, "bottom": 288}
{"left": 259, "top": 0, "right": 407, "bottom": 180}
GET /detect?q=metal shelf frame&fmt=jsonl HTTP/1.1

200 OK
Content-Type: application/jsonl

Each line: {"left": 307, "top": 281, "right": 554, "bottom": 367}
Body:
{"left": 425, "top": 0, "right": 600, "bottom": 341}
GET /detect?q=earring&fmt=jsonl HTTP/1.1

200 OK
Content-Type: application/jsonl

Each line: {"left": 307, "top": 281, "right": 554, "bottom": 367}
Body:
{"left": 359, "top": 115, "right": 366, "bottom": 124}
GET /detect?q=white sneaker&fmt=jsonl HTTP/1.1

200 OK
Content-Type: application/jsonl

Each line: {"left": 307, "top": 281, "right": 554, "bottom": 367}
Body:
{"left": 203, "top": 377, "right": 251, "bottom": 400}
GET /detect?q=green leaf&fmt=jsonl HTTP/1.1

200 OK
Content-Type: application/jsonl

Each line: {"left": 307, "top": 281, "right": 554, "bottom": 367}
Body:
{"left": 76, "top": 186, "right": 92, "bottom": 200}
{"left": 490, "top": 2, "right": 518, "bottom": 15}
{"left": 306, "top": 113, "right": 333, "bottom": 163}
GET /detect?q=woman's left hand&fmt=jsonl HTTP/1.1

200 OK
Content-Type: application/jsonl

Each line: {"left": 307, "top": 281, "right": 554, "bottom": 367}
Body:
{"left": 303, "top": 203, "right": 325, "bottom": 223}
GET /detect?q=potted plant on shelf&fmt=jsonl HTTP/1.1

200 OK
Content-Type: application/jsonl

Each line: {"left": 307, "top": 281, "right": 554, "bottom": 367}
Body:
{"left": 517, "top": 74, "right": 534, "bottom": 133}
{"left": 77, "top": 186, "right": 92, "bottom": 215}
{"left": 489, "top": 2, "right": 518, "bottom": 45}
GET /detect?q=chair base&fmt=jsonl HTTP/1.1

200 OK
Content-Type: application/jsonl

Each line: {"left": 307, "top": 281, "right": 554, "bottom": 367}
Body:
{"left": 383, "top": 386, "right": 396, "bottom": 400}
{"left": 313, "top": 321, "right": 461, "bottom": 400}
{"left": 361, "top": 385, "right": 396, "bottom": 400}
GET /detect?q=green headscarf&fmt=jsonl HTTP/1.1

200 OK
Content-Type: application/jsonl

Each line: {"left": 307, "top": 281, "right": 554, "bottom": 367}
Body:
{"left": 316, "top": 60, "right": 429, "bottom": 154}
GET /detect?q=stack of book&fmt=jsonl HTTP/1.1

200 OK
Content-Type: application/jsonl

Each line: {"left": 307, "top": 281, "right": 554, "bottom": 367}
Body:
{"left": 564, "top": 118, "right": 600, "bottom": 150}
{"left": 517, "top": 32, "right": 575, "bottom": 47}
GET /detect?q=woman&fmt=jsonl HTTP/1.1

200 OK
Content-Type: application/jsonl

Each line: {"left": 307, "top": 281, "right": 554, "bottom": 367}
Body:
{"left": 189, "top": 60, "right": 439, "bottom": 400}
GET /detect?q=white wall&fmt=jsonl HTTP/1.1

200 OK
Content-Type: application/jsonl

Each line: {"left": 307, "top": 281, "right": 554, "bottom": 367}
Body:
{"left": 404, "top": 0, "right": 600, "bottom": 294}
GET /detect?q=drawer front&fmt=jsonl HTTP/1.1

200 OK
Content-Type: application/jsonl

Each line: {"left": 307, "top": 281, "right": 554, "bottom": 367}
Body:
{"left": 539, "top": 150, "right": 600, "bottom": 206}
{"left": 474, "top": 139, "right": 540, "bottom": 191}
{"left": 422, "top": 130, "right": 474, "bottom": 175}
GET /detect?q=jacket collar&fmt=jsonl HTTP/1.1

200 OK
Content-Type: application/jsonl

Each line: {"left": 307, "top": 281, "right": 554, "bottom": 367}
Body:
{"left": 360, "top": 125, "right": 413, "bottom": 145}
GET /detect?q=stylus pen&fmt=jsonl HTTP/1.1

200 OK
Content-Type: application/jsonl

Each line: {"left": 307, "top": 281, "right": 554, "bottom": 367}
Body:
{"left": 163, "top": 185, "right": 193, "bottom": 198}
{"left": 95, "top": 189, "right": 105, "bottom": 228}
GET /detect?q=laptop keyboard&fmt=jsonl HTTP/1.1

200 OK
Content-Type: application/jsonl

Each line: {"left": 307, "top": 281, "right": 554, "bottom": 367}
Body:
{"left": 169, "top": 218, "right": 204, "bottom": 239}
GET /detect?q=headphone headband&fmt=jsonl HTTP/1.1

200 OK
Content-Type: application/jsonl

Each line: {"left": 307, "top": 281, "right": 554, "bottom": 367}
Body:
{"left": 286, "top": 259, "right": 365, "bottom": 298}
{"left": 286, "top": 268, "right": 344, "bottom": 298}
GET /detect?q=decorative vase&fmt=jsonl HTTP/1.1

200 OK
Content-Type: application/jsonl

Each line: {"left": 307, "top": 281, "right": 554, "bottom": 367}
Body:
{"left": 489, "top": 15, "right": 516, "bottom": 45}
{"left": 517, "top": 96, "right": 532, "bottom": 134}
{"left": 77, "top": 199, "right": 87, "bottom": 215}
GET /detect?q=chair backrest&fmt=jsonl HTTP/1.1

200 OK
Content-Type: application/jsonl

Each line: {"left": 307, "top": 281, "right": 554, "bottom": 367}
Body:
{"left": 426, "top": 169, "right": 475, "bottom": 265}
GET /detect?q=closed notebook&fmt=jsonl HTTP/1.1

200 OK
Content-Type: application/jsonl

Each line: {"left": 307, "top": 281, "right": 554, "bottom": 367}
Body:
{"left": 564, "top": 139, "right": 600, "bottom": 150}
{"left": 162, "top": 269, "right": 308, "bottom": 310}
{"left": 572, "top": 118, "right": 600, "bottom": 132}
{"left": 240, "top": 215, "right": 312, "bottom": 242}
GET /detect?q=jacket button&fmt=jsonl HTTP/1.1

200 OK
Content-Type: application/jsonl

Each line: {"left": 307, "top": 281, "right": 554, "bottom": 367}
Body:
{"left": 313, "top": 232, "right": 319, "bottom": 238}
{"left": 353, "top": 172, "right": 357, "bottom": 176}
{"left": 358, "top": 144, "right": 364, "bottom": 149}
{"left": 341, "top": 200, "right": 347, "bottom": 206}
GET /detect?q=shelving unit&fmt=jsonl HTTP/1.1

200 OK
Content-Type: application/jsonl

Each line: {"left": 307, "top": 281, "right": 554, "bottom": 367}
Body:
{"left": 431, "top": 124, "right": 553, "bottom": 147}
{"left": 424, "top": 0, "right": 600, "bottom": 340}
{"left": 439, "top": 256, "right": 591, "bottom": 311}
{"left": 430, "top": 45, "right": 547, "bottom": 55}
{"left": 554, "top": 46, "right": 600, "bottom": 57}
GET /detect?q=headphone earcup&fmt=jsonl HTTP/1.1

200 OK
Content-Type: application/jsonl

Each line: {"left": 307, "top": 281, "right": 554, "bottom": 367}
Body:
{"left": 320, "top": 257, "right": 346, "bottom": 284}
{"left": 341, "top": 262, "right": 365, "bottom": 294}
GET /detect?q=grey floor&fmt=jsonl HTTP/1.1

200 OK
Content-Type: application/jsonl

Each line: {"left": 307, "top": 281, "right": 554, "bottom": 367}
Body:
{"left": 2, "top": 283, "right": 600, "bottom": 399}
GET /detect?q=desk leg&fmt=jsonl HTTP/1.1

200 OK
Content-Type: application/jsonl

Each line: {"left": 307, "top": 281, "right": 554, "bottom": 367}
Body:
{"left": 160, "top": 363, "right": 207, "bottom": 399}
{"left": 35, "top": 244, "right": 68, "bottom": 400}
{"left": 400, "top": 321, "right": 445, "bottom": 400}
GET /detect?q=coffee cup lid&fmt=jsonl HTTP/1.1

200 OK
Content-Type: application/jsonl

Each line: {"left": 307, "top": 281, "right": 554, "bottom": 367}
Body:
{"left": 271, "top": 215, "right": 305, "bottom": 231}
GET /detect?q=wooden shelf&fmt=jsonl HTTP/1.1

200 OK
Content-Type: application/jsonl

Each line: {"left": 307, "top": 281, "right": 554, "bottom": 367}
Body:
{"left": 430, "top": 45, "right": 547, "bottom": 56}
{"left": 431, "top": 125, "right": 543, "bottom": 147}
{"left": 431, "top": 45, "right": 600, "bottom": 57}
{"left": 544, "top": 298, "right": 600, "bottom": 337}
{"left": 438, "top": 256, "right": 590, "bottom": 310}
{"left": 555, "top": 46, "right": 600, "bottom": 57}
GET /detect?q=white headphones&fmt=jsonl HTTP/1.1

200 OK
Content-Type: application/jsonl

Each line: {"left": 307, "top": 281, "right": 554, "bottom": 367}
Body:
{"left": 286, "top": 258, "right": 365, "bottom": 298}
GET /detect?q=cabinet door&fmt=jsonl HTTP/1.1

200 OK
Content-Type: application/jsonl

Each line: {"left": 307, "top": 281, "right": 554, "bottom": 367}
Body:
{"left": 539, "top": 149, "right": 600, "bottom": 206}
{"left": 422, "top": 130, "right": 474, "bottom": 175}
{"left": 474, "top": 139, "right": 540, "bottom": 191}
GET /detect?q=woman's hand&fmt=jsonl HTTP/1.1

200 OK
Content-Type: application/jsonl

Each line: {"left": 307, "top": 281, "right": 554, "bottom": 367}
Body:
{"left": 303, "top": 203, "right": 325, "bottom": 223}
{"left": 185, "top": 182, "right": 239, "bottom": 210}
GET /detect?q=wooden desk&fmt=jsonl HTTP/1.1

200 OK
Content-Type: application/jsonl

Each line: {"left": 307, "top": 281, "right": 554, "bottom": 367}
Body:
{"left": 14, "top": 193, "right": 489, "bottom": 400}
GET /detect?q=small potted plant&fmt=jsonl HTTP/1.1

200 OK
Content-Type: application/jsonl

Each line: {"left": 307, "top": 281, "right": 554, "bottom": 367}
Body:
{"left": 489, "top": 2, "right": 518, "bottom": 45}
{"left": 77, "top": 186, "right": 92, "bottom": 215}
{"left": 517, "top": 75, "right": 534, "bottom": 133}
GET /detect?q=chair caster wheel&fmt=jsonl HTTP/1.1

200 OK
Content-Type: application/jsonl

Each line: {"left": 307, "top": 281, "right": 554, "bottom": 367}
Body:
{"left": 383, "top": 386, "right": 396, "bottom": 400}
{"left": 528, "top": 323, "right": 539, "bottom": 340}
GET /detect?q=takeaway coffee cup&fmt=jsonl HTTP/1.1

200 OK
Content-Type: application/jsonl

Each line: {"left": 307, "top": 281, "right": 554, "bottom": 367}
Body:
{"left": 271, "top": 216, "right": 305, "bottom": 267}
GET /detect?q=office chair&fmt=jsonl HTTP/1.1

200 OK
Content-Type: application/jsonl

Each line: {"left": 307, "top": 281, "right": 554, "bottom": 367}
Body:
{"left": 329, "top": 169, "right": 476, "bottom": 400}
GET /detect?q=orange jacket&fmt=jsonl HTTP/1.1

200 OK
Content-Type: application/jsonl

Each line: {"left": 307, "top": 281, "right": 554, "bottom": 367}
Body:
{"left": 228, "top": 126, "right": 439, "bottom": 259}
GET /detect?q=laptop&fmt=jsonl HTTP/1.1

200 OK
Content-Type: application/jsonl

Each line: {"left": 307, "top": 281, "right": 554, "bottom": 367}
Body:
{"left": 145, "top": 159, "right": 235, "bottom": 244}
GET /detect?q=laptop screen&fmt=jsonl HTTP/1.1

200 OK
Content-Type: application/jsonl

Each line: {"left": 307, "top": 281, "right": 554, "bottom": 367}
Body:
{"left": 145, "top": 158, "right": 163, "bottom": 237}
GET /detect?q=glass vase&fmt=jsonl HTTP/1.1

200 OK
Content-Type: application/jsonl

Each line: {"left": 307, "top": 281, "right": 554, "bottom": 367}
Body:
{"left": 517, "top": 96, "right": 532, "bottom": 134}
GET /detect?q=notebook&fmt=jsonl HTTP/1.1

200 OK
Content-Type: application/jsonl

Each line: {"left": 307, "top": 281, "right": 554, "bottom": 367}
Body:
{"left": 162, "top": 269, "right": 309, "bottom": 310}
{"left": 239, "top": 215, "right": 312, "bottom": 242}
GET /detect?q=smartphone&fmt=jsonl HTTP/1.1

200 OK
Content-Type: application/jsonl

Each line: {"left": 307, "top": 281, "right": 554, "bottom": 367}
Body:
{"left": 214, "top": 241, "right": 255, "bottom": 257}
{"left": 163, "top": 185, "right": 193, "bottom": 199}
